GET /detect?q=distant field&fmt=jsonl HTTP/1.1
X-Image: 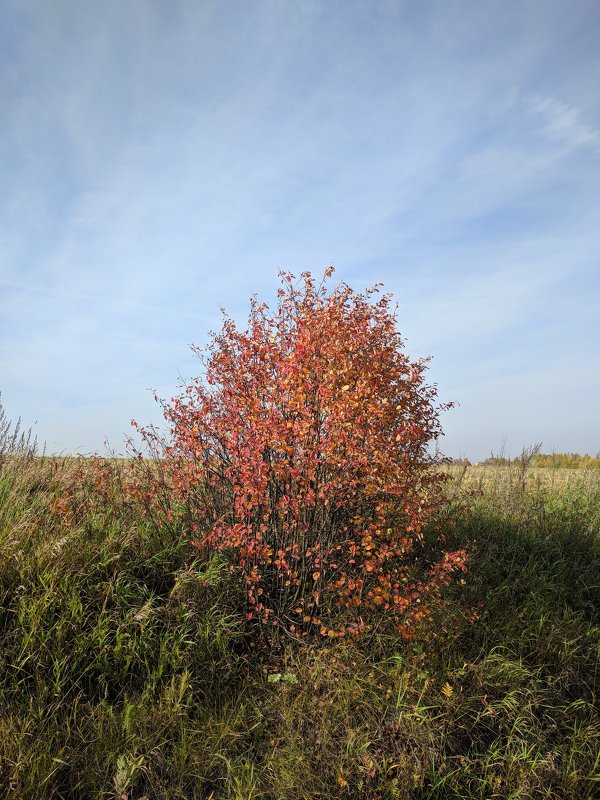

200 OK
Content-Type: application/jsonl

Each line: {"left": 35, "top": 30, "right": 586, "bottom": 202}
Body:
{"left": 446, "top": 462, "right": 600, "bottom": 493}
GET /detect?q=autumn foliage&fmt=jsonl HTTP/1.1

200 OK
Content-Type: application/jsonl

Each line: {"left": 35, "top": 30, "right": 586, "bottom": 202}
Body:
{"left": 133, "top": 269, "right": 467, "bottom": 639}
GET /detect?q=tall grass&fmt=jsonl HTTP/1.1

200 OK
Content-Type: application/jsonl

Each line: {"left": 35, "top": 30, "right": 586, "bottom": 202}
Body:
{"left": 0, "top": 434, "right": 598, "bottom": 797}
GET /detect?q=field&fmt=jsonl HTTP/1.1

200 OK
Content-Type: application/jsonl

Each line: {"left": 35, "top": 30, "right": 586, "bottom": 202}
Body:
{"left": 0, "top": 452, "right": 598, "bottom": 799}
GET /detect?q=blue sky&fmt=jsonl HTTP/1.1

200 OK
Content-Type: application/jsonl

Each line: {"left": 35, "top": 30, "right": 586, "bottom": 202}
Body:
{"left": 1, "top": 0, "right": 599, "bottom": 459}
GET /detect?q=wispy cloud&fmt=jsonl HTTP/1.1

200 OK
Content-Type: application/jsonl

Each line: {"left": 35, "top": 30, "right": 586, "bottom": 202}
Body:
{"left": 529, "top": 94, "right": 600, "bottom": 153}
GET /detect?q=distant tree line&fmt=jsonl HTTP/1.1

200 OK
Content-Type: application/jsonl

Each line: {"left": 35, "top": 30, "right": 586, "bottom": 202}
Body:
{"left": 530, "top": 453, "right": 600, "bottom": 469}
{"left": 453, "top": 453, "right": 600, "bottom": 469}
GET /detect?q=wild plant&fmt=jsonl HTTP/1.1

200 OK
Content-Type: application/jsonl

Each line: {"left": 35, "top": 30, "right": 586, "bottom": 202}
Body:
{"left": 129, "top": 269, "right": 467, "bottom": 640}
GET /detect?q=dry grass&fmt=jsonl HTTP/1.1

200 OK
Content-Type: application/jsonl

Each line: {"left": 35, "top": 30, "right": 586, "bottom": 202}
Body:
{"left": 446, "top": 462, "right": 600, "bottom": 494}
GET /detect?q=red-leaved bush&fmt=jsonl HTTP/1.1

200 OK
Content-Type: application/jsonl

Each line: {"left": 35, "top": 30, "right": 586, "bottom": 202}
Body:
{"left": 132, "top": 269, "right": 467, "bottom": 639}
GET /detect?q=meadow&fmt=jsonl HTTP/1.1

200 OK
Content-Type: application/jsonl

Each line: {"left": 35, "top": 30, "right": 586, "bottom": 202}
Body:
{"left": 0, "top": 430, "right": 597, "bottom": 800}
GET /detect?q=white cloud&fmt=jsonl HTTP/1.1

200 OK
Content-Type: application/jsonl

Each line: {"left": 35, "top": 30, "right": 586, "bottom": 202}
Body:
{"left": 529, "top": 93, "right": 600, "bottom": 154}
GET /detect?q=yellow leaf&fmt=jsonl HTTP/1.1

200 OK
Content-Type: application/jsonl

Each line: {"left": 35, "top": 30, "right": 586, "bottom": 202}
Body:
{"left": 441, "top": 682, "right": 454, "bottom": 699}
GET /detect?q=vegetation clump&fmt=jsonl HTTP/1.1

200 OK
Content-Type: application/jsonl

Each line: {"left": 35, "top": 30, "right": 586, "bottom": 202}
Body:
{"left": 130, "top": 269, "right": 467, "bottom": 640}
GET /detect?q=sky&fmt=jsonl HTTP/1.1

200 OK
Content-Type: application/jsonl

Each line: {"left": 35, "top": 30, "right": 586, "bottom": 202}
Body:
{"left": 1, "top": 0, "right": 599, "bottom": 460}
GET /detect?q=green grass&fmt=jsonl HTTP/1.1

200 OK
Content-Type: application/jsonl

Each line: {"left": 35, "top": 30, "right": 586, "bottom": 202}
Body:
{"left": 0, "top": 453, "right": 598, "bottom": 799}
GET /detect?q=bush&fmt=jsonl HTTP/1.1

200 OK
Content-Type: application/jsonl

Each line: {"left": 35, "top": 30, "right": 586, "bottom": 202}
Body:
{"left": 133, "top": 269, "right": 467, "bottom": 639}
